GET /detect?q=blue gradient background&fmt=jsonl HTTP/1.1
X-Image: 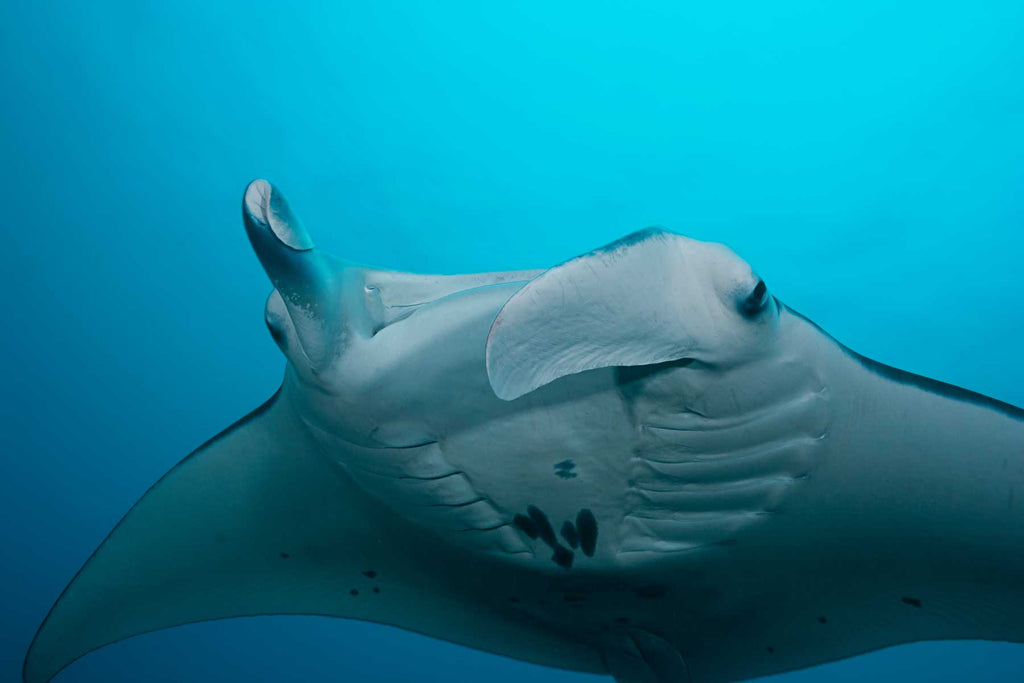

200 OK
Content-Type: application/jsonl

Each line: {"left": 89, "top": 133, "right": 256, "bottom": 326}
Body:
{"left": 2, "top": 2, "right": 1023, "bottom": 681}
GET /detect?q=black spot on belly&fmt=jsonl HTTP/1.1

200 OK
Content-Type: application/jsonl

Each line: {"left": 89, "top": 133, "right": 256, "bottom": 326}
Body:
{"left": 818, "top": 616, "right": 827, "bottom": 624}
{"left": 632, "top": 584, "right": 670, "bottom": 599}
{"left": 515, "top": 505, "right": 579, "bottom": 569}
{"left": 528, "top": 505, "right": 557, "bottom": 546}
{"left": 552, "top": 545, "right": 574, "bottom": 569}
{"left": 561, "top": 521, "right": 580, "bottom": 548}
{"left": 901, "top": 596, "right": 922, "bottom": 608}
{"left": 513, "top": 513, "right": 539, "bottom": 539}
{"left": 279, "top": 552, "right": 290, "bottom": 559}
{"left": 349, "top": 589, "right": 359, "bottom": 596}
{"left": 576, "top": 509, "right": 598, "bottom": 557}
{"left": 614, "top": 616, "right": 630, "bottom": 625}
{"left": 372, "top": 587, "right": 380, "bottom": 594}
{"left": 766, "top": 646, "right": 775, "bottom": 654}
{"left": 554, "top": 459, "right": 578, "bottom": 479}
{"left": 362, "top": 569, "right": 377, "bottom": 578}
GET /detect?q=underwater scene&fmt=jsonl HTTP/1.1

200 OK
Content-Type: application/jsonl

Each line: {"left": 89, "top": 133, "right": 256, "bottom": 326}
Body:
{"left": 3, "top": 2, "right": 1024, "bottom": 682}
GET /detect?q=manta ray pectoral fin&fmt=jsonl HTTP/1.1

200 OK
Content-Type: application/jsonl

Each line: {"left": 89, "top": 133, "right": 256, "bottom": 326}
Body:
{"left": 485, "top": 229, "right": 774, "bottom": 400}
{"left": 22, "top": 391, "right": 356, "bottom": 683}
{"left": 24, "top": 390, "right": 601, "bottom": 683}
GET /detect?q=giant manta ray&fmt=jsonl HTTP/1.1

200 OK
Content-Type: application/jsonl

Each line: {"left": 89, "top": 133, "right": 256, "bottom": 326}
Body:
{"left": 25, "top": 180, "right": 1024, "bottom": 683}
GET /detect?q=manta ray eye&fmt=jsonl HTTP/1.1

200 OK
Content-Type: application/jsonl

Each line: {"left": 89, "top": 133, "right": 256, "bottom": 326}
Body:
{"left": 740, "top": 279, "right": 768, "bottom": 317}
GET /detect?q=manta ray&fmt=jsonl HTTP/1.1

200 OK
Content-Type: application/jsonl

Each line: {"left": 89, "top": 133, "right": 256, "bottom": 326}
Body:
{"left": 25, "top": 180, "right": 1024, "bottom": 683}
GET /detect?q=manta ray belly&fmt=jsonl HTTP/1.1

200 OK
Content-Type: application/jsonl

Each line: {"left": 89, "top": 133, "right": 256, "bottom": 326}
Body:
{"left": 310, "top": 353, "right": 831, "bottom": 574}
{"left": 306, "top": 368, "right": 646, "bottom": 570}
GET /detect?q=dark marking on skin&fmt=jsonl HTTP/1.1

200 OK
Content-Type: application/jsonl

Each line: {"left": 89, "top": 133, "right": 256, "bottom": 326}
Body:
{"left": 901, "top": 596, "right": 922, "bottom": 608}
{"left": 279, "top": 552, "right": 290, "bottom": 559}
{"left": 766, "top": 646, "right": 775, "bottom": 654}
{"left": 513, "top": 514, "right": 539, "bottom": 539}
{"left": 591, "top": 227, "right": 668, "bottom": 256}
{"left": 561, "top": 521, "right": 580, "bottom": 549}
{"left": 576, "top": 509, "right": 598, "bottom": 557}
{"left": 516, "top": 505, "right": 579, "bottom": 569}
{"left": 552, "top": 545, "right": 574, "bottom": 569}
{"left": 614, "top": 617, "right": 630, "bottom": 625}
{"left": 818, "top": 616, "right": 827, "bottom": 624}
{"left": 633, "top": 584, "right": 670, "bottom": 599}
{"left": 349, "top": 589, "right": 359, "bottom": 596}
{"left": 554, "top": 459, "right": 578, "bottom": 479}
{"left": 616, "top": 358, "right": 694, "bottom": 385}
{"left": 362, "top": 570, "right": 377, "bottom": 578}
{"left": 528, "top": 505, "right": 558, "bottom": 546}
{"left": 783, "top": 304, "right": 1024, "bottom": 421}
{"left": 372, "top": 587, "right": 380, "bottom": 594}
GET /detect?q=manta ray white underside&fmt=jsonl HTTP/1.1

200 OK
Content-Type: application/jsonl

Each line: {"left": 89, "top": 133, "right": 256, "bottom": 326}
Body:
{"left": 25, "top": 180, "right": 1024, "bottom": 683}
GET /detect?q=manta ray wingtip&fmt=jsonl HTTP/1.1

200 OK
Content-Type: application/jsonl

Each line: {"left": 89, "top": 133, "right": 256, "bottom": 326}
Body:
{"left": 22, "top": 629, "right": 65, "bottom": 683}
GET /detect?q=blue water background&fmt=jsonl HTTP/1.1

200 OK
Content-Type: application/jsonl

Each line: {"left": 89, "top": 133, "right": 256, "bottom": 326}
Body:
{"left": 2, "top": 2, "right": 1023, "bottom": 681}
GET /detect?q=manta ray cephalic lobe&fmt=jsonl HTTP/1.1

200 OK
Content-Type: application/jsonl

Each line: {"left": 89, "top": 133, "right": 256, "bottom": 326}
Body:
{"left": 24, "top": 179, "right": 1024, "bottom": 683}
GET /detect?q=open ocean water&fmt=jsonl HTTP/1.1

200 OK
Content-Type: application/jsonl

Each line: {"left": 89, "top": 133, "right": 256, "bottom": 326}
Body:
{"left": 2, "top": 2, "right": 1023, "bottom": 682}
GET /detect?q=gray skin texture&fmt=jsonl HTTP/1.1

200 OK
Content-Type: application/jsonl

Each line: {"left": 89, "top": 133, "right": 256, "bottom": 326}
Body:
{"left": 24, "top": 180, "right": 1024, "bottom": 683}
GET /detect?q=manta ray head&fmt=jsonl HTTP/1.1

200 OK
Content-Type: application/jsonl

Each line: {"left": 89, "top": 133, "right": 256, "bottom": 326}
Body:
{"left": 244, "top": 179, "right": 784, "bottom": 430}
{"left": 243, "top": 179, "right": 545, "bottom": 448}
{"left": 243, "top": 178, "right": 800, "bottom": 431}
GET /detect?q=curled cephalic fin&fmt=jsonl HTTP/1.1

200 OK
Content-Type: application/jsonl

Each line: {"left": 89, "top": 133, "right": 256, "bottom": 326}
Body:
{"left": 485, "top": 229, "right": 774, "bottom": 401}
